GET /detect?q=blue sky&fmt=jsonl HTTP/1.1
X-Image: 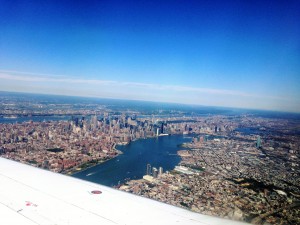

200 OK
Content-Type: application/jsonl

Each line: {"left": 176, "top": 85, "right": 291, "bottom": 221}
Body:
{"left": 0, "top": 0, "right": 299, "bottom": 112}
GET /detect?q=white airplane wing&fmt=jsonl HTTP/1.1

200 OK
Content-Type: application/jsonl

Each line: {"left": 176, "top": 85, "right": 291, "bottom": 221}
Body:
{"left": 0, "top": 157, "right": 248, "bottom": 225}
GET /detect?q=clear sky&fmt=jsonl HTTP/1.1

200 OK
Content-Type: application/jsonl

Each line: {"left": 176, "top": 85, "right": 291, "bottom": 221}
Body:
{"left": 0, "top": 0, "right": 299, "bottom": 112}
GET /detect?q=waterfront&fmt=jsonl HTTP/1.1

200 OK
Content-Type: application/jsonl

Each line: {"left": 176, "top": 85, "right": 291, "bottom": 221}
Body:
{"left": 72, "top": 135, "right": 190, "bottom": 186}
{"left": 0, "top": 115, "right": 72, "bottom": 124}
{"left": 1, "top": 92, "right": 300, "bottom": 224}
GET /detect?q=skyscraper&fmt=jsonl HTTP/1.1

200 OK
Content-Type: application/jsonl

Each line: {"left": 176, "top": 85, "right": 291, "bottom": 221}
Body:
{"left": 156, "top": 127, "right": 160, "bottom": 136}
{"left": 146, "top": 164, "right": 151, "bottom": 175}
{"left": 91, "top": 115, "right": 98, "bottom": 130}
{"left": 160, "top": 123, "right": 164, "bottom": 134}
{"left": 152, "top": 167, "right": 158, "bottom": 178}
{"left": 256, "top": 136, "right": 261, "bottom": 148}
{"left": 159, "top": 167, "right": 163, "bottom": 176}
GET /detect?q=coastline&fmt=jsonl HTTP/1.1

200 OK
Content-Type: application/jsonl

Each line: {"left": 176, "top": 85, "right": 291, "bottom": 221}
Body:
{"left": 71, "top": 134, "right": 188, "bottom": 187}
{"left": 65, "top": 135, "right": 173, "bottom": 176}
{"left": 64, "top": 147, "right": 123, "bottom": 176}
{"left": 67, "top": 134, "right": 191, "bottom": 176}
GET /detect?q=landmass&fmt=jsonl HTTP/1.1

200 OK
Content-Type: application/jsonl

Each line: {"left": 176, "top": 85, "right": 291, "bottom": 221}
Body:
{"left": 0, "top": 92, "right": 299, "bottom": 224}
{"left": 119, "top": 117, "right": 300, "bottom": 224}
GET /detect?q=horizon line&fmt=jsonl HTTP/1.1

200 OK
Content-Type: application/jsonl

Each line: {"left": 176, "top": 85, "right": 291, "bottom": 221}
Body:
{"left": 0, "top": 70, "right": 299, "bottom": 113}
{"left": 1, "top": 89, "right": 299, "bottom": 115}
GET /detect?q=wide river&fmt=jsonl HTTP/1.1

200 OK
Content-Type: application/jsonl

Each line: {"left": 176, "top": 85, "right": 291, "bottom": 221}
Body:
{"left": 72, "top": 135, "right": 192, "bottom": 186}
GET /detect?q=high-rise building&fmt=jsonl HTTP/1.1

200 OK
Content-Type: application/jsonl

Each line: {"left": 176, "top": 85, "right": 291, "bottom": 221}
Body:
{"left": 152, "top": 167, "right": 158, "bottom": 178}
{"left": 146, "top": 164, "right": 151, "bottom": 175}
{"left": 159, "top": 167, "right": 163, "bottom": 176}
{"left": 160, "top": 123, "right": 164, "bottom": 134}
{"left": 91, "top": 115, "right": 98, "bottom": 130}
{"left": 256, "top": 136, "right": 261, "bottom": 148}
{"left": 74, "top": 117, "right": 79, "bottom": 127}
{"left": 156, "top": 128, "right": 160, "bottom": 136}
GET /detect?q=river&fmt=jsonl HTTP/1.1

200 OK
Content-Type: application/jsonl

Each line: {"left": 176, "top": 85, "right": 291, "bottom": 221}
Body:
{"left": 72, "top": 135, "right": 192, "bottom": 186}
{"left": 0, "top": 115, "right": 72, "bottom": 124}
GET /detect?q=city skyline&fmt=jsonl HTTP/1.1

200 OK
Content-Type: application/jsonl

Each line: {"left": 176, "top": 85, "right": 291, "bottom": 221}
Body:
{"left": 1, "top": 93, "right": 299, "bottom": 224}
{"left": 0, "top": 1, "right": 300, "bottom": 112}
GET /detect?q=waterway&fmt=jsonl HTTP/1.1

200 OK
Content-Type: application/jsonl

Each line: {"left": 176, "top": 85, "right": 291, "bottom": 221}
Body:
{"left": 72, "top": 135, "right": 192, "bottom": 187}
{"left": 0, "top": 115, "right": 72, "bottom": 124}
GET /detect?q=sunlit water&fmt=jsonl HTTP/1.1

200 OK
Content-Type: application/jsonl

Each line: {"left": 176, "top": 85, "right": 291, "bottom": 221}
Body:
{"left": 73, "top": 135, "right": 192, "bottom": 186}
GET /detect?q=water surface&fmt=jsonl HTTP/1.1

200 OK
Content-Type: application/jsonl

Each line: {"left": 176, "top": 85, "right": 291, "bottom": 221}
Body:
{"left": 73, "top": 135, "right": 191, "bottom": 186}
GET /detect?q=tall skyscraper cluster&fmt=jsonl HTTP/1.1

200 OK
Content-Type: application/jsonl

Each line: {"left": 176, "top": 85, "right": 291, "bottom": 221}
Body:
{"left": 146, "top": 163, "right": 163, "bottom": 178}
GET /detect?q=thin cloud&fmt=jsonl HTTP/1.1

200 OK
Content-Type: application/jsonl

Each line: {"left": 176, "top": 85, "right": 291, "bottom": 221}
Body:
{"left": 0, "top": 72, "right": 116, "bottom": 85}
{"left": 0, "top": 71, "right": 287, "bottom": 101}
{"left": 0, "top": 70, "right": 68, "bottom": 78}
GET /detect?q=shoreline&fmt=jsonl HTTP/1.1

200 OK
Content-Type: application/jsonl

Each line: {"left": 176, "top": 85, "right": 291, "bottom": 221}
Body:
{"left": 65, "top": 134, "right": 185, "bottom": 176}
{"left": 64, "top": 147, "right": 123, "bottom": 176}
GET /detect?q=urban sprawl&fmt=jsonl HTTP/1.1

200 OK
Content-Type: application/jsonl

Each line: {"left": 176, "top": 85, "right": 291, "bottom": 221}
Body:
{"left": 0, "top": 97, "right": 299, "bottom": 224}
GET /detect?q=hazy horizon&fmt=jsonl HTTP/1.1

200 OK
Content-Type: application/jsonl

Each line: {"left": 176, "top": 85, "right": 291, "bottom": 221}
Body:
{"left": 2, "top": 90, "right": 300, "bottom": 115}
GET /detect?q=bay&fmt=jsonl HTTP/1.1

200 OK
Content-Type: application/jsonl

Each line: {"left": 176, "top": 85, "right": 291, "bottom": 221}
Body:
{"left": 72, "top": 135, "right": 192, "bottom": 187}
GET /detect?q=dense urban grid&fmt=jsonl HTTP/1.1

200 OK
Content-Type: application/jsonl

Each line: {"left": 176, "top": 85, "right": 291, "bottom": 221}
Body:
{"left": 120, "top": 117, "right": 300, "bottom": 224}
{"left": 1, "top": 93, "right": 299, "bottom": 224}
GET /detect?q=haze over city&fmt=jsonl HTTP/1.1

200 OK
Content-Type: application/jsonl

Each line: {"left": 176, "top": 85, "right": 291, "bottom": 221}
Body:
{"left": 0, "top": 0, "right": 299, "bottom": 112}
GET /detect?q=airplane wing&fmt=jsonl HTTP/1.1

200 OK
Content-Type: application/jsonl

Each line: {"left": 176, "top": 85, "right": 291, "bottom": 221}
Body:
{"left": 0, "top": 157, "right": 248, "bottom": 225}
